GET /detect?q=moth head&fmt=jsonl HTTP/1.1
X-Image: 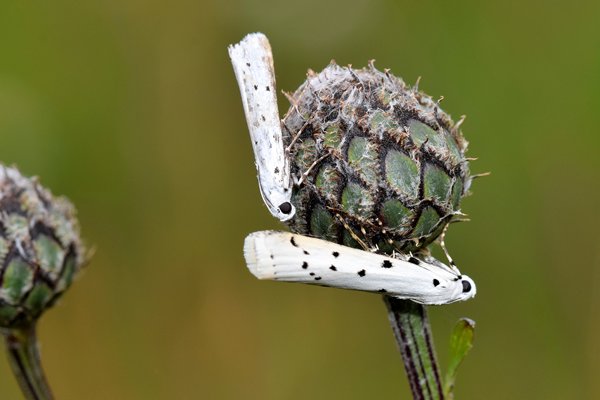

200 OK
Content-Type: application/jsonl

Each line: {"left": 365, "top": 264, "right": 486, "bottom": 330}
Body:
{"left": 419, "top": 268, "right": 477, "bottom": 305}
{"left": 273, "top": 201, "right": 295, "bottom": 221}
{"left": 451, "top": 275, "right": 476, "bottom": 303}
{"left": 277, "top": 201, "right": 294, "bottom": 218}
{"left": 259, "top": 185, "right": 296, "bottom": 222}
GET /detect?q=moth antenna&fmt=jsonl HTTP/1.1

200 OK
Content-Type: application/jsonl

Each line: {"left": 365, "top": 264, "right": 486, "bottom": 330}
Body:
{"left": 439, "top": 224, "right": 461, "bottom": 275}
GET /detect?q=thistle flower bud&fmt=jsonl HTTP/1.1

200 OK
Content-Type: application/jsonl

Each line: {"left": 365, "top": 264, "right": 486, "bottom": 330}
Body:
{"left": 0, "top": 166, "right": 85, "bottom": 329}
{"left": 283, "top": 62, "right": 471, "bottom": 252}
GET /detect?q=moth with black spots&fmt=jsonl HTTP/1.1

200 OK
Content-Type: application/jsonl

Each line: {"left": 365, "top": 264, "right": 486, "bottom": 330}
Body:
{"left": 244, "top": 231, "right": 476, "bottom": 305}
{"left": 228, "top": 33, "right": 295, "bottom": 221}
{"left": 229, "top": 33, "right": 478, "bottom": 306}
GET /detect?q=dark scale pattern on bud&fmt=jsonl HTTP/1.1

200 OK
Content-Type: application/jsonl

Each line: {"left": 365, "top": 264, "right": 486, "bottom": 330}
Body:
{"left": 283, "top": 62, "right": 471, "bottom": 253}
{"left": 0, "top": 167, "right": 85, "bottom": 329}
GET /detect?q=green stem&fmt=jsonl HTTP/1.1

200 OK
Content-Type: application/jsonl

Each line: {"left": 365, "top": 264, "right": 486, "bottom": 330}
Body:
{"left": 2, "top": 323, "right": 54, "bottom": 400}
{"left": 383, "top": 296, "right": 444, "bottom": 400}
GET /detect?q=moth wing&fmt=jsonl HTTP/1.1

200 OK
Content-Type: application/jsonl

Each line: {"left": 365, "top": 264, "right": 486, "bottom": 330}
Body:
{"left": 228, "top": 33, "right": 294, "bottom": 221}
{"left": 244, "top": 231, "right": 475, "bottom": 305}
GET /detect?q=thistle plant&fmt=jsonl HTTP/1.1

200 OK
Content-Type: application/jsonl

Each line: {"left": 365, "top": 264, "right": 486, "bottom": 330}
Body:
{"left": 231, "top": 33, "right": 478, "bottom": 399}
{"left": 282, "top": 63, "right": 475, "bottom": 399}
{"left": 0, "top": 165, "right": 86, "bottom": 400}
{"left": 283, "top": 62, "right": 471, "bottom": 252}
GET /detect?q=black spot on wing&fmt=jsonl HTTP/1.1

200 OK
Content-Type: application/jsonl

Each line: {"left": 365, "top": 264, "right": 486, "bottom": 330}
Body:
{"left": 315, "top": 276, "right": 322, "bottom": 281}
{"left": 408, "top": 257, "right": 420, "bottom": 265}
{"left": 302, "top": 261, "right": 308, "bottom": 269}
{"left": 382, "top": 260, "right": 393, "bottom": 268}
{"left": 433, "top": 279, "right": 440, "bottom": 287}
{"left": 303, "top": 250, "right": 310, "bottom": 255}
{"left": 329, "top": 265, "right": 337, "bottom": 271}
{"left": 309, "top": 272, "right": 315, "bottom": 276}
{"left": 246, "top": 62, "right": 251, "bottom": 67}
{"left": 332, "top": 251, "right": 339, "bottom": 258}
{"left": 378, "top": 289, "right": 387, "bottom": 293}
{"left": 290, "top": 237, "right": 298, "bottom": 247}
{"left": 358, "top": 269, "right": 366, "bottom": 277}
{"left": 266, "top": 86, "right": 270, "bottom": 91}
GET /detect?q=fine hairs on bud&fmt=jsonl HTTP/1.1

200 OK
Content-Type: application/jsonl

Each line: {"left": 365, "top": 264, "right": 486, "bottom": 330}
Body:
{"left": 0, "top": 165, "right": 86, "bottom": 329}
{"left": 282, "top": 62, "right": 472, "bottom": 254}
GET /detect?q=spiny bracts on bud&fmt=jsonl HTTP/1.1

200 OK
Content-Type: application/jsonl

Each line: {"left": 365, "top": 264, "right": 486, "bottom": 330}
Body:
{"left": 283, "top": 62, "right": 471, "bottom": 253}
{"left": 0, "top": 166, "right": 85, "bottom": 329}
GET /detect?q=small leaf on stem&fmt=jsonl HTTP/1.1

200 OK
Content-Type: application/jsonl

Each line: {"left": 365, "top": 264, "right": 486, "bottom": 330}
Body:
{"left": 443, "top": 318, "right": 475, "bottom": 399}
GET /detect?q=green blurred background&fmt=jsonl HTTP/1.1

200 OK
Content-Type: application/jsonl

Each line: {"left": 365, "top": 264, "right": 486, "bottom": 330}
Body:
{"left": 0, "top": 0, "right": 599, "bottom": 399}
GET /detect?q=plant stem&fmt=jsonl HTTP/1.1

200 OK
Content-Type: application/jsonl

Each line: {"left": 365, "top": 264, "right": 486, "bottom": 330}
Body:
{"left": 2, "top": 323, "right": 54, "bottom": 400}
{"left": 383, "top": 296, "right": 444, "bottom": 400}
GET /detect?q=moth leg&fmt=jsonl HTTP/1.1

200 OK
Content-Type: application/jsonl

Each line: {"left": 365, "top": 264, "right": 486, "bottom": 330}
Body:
{"left": 297, "top": 152, "right": 331, "bottom": 186}
{"left": 358, "top": 224, "right": 379, "bottom": 251}
{"left": 282, "top": 120, "right": 328, "bottom": 187}
{"left": 335, "top": 213, "right": 370, "bottom": 251}
{"left": 376, "top": 217, "right": 408, "bottom": 254}
{"left": 285, "top": 121, "right": 310, "bottom": 153}
{"left": 281, "top": 93, "right": 308, "bottom": 162}
{"left": 282, "top": 91, "right": 308, "bottom": 123}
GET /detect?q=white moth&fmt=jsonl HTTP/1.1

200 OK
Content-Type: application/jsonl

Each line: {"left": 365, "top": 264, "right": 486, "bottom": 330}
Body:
{"left": 228, "top": 33, "right": 295, "bottom": 221}
{"left": 244, "top": 231, "right": 476, "bottom": 305}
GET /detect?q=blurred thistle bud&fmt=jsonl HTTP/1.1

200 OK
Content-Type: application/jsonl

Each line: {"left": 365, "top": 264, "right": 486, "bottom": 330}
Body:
{"left": 283, "top": 62, "right": 471, "bottom": 252}
{"left": 0, "top": 166, "right": 86, "bottom": 329}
